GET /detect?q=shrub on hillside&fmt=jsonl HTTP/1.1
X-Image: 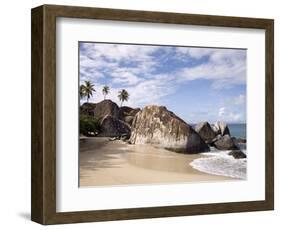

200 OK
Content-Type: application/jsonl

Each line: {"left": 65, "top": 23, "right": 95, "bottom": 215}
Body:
{"left": 80, "top": 115, "right": 100, "bottom": 136}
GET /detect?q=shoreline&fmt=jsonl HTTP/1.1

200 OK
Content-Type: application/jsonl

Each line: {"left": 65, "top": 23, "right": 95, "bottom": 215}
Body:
{"left": 79, "top": 137, "right": 236, "bottom": 187}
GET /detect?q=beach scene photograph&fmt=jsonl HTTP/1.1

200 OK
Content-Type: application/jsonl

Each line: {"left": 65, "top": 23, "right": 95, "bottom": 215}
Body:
{"left": 79, "top": 42, "right": 247, "bottom": 187}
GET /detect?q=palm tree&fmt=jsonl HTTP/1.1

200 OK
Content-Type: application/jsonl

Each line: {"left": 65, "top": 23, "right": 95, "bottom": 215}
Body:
{"left": 83, "top": 80, "right": 95, "bottom": 103}
{"left": 102, "top": 86, "right": 110, "bottom": 100}
{"left": 118, "top": 89, "right": 129, "bottom": 107}
{"left": 79, "top": 85, "right": 86, "bottom": 100}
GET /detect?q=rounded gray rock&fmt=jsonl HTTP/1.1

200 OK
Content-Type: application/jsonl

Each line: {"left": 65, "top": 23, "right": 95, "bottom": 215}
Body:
{"left": 129, "top": 105, "right": 209, "bottom": 154}
{"left": 213, "top": 134, "right": 238, "bottom": 150}
{"left": 228, "top": 150, "right": 247, "bottom": 159}
{"left": 99, "top": 115, "right": 131, "bottom": 137}
{"left": 93, "top": 100, "right": 120, "bottom": 120}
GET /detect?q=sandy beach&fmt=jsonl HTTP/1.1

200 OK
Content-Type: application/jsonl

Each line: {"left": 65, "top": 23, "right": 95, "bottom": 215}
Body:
{"left": 79, "top": 137, "right": 233, "bottom": 187}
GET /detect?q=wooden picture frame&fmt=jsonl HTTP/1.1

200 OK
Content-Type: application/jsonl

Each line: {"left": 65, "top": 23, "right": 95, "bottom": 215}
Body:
{"left": 31, "top": 4, "right": 274, "bottom": 225}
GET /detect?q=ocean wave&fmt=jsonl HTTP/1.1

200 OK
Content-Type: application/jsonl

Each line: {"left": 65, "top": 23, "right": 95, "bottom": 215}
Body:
{"left": 190, "top": 149, "right": 247, "bottom": 179}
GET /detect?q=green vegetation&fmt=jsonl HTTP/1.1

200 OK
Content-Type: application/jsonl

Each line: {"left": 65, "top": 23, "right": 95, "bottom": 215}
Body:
{"left": 80, "top": 80, "right": 130, "bottom": 106}
{"left": 80, "top": 102, "right": 96, "bottom": 111}
{"left": 79, "top": 81, "right": 130, "bottom": 136}
{"left": 80, "top": 114, "right": 100, "bottom": 136}
{"left": 102, "top": 85, "right": 110, "bottom": 100}
{"left": 118, "top": 89, "right": 129, "bottom": 106}
{"left": 80, "top": 80, "right": 95, "bottom": 102}
{"left": 79, "top": 85, "right": 86, "bottom": 100}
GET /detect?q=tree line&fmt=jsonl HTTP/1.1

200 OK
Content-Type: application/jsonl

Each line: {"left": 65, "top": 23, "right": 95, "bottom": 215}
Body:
{"left": 79, "top": 80, "right": 129, "bottom": 106}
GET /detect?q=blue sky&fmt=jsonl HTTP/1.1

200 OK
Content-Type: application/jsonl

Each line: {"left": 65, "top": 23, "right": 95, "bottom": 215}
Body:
{"left": 79, "top": 42, "right": 246, "bottom": 124}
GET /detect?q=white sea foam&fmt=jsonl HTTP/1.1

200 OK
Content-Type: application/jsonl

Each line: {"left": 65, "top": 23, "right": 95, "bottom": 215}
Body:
{"left": 190, "top": 148, "right": 247, "bottom": 179}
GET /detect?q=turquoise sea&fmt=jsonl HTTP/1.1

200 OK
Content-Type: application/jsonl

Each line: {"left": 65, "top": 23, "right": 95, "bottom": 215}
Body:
{"left": 228, "top": 123, "right": 246, "bottom": 139}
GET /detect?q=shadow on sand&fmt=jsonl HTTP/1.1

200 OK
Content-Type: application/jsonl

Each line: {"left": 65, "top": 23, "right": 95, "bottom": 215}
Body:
{"left": 79, "top": 138, "right": 126, "bottom": 172}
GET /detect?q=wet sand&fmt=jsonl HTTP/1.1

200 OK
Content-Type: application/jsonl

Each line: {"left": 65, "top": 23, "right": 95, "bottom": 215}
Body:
{"left": 79, "top": 137, "right": 233, "bottom": 187}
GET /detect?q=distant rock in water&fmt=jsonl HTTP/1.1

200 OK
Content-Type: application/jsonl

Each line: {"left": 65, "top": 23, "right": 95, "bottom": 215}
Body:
{"left": 195, "top": 122, "right": 217, "bottom": 142}
{"left": 232, "top": 137, "right": 247, "bottom": 144}
{"left": 228, "top": 150, "right": 247, "bottom": 159}
{"left": 80, "top": 103, "right": 96, "bottom": 116}
{"left": 99, "top": 115, "right": 131, "bottom": 137}
{"left": 93, "top": 100, "right": 120, "bottom": 120}
{"left": 205, "top": 122, "right": 241, "bottom": 150}
{"left": 213, "top": 134, "right": 238, "bottom": 150}
{"left": 212, "top": 121, "right": 230, "bottom": 136}
{"left": 129, "top": 105, "right": 209, "bottom": 154}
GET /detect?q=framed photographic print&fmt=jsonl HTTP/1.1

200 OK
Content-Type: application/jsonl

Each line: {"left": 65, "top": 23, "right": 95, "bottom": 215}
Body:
{"left": 31, "top": 4, "right": 274, "bottom": 225}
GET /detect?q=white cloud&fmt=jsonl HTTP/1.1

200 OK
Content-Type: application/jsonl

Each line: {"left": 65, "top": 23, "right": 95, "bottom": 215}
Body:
{"left": 218, "top": 107, "right": 243, "bottom": 123}
{"left": 233, "top": 94, "right": 245, "bottom": 105}
{"left": 111, "top": 71, "right": 141, "bottom": 86}
{"left": 218, "top": 107, "right": 226, "bottom": 117}
{"left": 125, "top": 74, "right": 176, "bottom": 107}
{"left": 80, "top": 43, "right": 246, "bottom": 112}
{"left": 81, "top": 43, "right": 158, "bottom": 63}
{"left": 80, "top": 43, "right": 162, "bottom": 88}
{"left": 176, "top": 47, "right": 213, "bottom": 59}
{"left": 177, "top": 48, "right": 246, "bottom": 89}
{"left": 223, "top": 94, "right": 246, "bottom": 108}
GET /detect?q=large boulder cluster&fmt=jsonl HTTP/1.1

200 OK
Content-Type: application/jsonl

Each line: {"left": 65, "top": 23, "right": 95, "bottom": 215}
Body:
{"left": 80, "top": 100, "right": 245, "bottom": 155}
{"left": 195, "top": 121, "right": 238, "bottom": 150}
{"left": 80, "top": 100, "right": 139, "bottom": 139}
